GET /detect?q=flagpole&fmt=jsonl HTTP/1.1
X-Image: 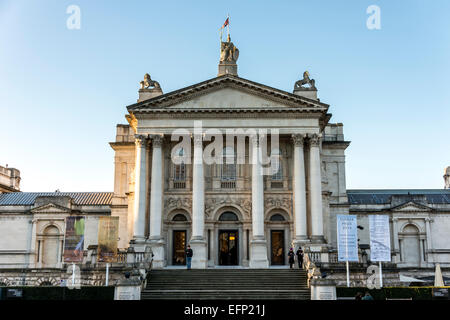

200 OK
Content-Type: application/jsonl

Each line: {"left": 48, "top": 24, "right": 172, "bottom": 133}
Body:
{"left": 227, "top": 13, "right": 230, "bottom": 38}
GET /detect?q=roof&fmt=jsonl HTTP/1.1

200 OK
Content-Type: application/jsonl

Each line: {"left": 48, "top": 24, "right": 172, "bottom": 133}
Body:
{"left": 0, "top": 192, "right": 113, "bottom": 206}
{"left": 127, "top": 74, "right": 329, "bottom": 112}
{"left": 347, "top": 189, "right": 450, "bottom": 205}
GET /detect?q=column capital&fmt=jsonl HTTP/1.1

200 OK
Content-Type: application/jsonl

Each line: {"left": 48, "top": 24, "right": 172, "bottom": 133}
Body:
{"left": 149, "top": 134, "right": 164, "bottom": 147}
{"left": 291, "top": 134, "right": 306, "bottom": 147}
{"left": 134, "top": 134, "right": 149, "bottom": 147}
{"left": 309, "top": 133, "right": 322, "bottom": 147}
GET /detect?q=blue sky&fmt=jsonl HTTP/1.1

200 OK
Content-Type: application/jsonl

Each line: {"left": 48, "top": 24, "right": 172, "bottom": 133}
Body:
{"left": 1, "top": 0, "right": 449, "bottom": 191}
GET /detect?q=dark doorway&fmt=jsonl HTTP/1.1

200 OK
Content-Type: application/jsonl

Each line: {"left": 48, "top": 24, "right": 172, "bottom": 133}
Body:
{"left": 271, "top": 230, "right": 285, "bottom": 265}
{"left": 173, "top": 230, "right": 186, "bottom": 265}
{"left": 219, "top": 230, "right": 238, "bottom": 265}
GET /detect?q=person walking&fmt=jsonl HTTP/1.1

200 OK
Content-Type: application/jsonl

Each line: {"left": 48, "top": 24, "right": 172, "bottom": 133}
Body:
{"left": 186, "top": 245, "right": 193, "bottom": 270}
{"left": 296, "top": 247, "right": 304, "bottom": 269}
{"left": 288, "top": 248, "right": 295, "bottom": 269}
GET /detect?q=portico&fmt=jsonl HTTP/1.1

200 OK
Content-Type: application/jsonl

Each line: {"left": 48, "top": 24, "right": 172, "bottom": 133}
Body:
{"left": 120, "top": 36, "right": 341, "bottom": 269}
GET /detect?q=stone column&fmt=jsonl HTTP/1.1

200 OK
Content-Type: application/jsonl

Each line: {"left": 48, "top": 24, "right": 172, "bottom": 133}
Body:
{"left": 425, "top": 218, "right": 433, "bottom": 263}
{"left": 132, "top": 134, "right": 148, "bottom": 242}
{"left": 392, "top": 218, "right": 400, "bottom": 263}
{"left": 309, "top": 134, "right": 325, "bottom": 243}
{"left": 148, "top": 134, "right": 165, "bottom": 268}
{"left": 292, "top": 134, "right": 308, "bottom": 245}
{"left": 249, "top": 135, "right": 269, "bottom": 268}
{"left": 190, "top": 134, "right": 207, "bottom": 268}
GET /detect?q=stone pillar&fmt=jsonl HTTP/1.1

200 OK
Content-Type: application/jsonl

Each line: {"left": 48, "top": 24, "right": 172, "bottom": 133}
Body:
{"left": 292, "top": 134, "right": 308, "bottom": 245}
{"left": 392, "top": 218, "right": 400, "bottom": 263}
{"left": 148, "top": 134, "right": 165, "bottom": 268}
{"left": 190, "top": 134, "right": 207, "bottom": 268}
{"left": 309, "top": 134, "right": 324, "bottom": 243}
{"left": 425, "top": 218, "right": 433, "bottom": 263}
{"left": 132, "top": 134, "right": 148, "bottom": 241}
{"left": 249, "top": 135, "right": 269, "bottom": 268}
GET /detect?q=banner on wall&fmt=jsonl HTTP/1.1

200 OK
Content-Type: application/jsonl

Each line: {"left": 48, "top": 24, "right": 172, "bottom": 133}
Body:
{"left": 337, "top": 215, "right": 359, "bottom": 262}
{"left": 369, "top": 215, "right": 391, "bottom": 262}
{"left": 97, "top": 216, "right": 119, "bottom": 263}
{"left": 63, "top": 216, "right": 85, "bottom": 263}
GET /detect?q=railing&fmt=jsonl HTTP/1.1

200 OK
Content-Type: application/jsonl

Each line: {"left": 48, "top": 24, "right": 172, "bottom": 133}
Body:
{"left": 309, "top": 252, "right": 322, "bottom": 263}
{"left": 221, "top": 181, "right": 236, "bottom": 189}
{"left": 173, "top": 181, "right": 186, "bottom": 189}
{"left": 270, "top": 181, "right": 283, "bottom": 189}
{"left": 117, "top": 250, "right": 127, "bottom": 263}
{"left": 329, "top": 252, "right": 338, "bottom": 263}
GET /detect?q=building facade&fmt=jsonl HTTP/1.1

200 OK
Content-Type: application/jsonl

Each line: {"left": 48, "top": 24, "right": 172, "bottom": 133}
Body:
{"left": 0, "top": 37, "right": 449, "bottom": 287}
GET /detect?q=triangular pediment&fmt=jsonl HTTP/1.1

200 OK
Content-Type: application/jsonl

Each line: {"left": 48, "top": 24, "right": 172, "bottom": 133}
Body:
{"left": 31, "top": 203, "right": 71, "bottom": 214}
{"left": 391, "top": 201, "right": 432, "bottom": 212}
{"left": 127, "top": 75, "right": 329, "bottom": 113}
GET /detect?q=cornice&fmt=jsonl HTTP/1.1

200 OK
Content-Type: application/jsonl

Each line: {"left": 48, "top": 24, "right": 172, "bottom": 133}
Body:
{"left": 127, "top": 75, "right": 329, "bottom": 112}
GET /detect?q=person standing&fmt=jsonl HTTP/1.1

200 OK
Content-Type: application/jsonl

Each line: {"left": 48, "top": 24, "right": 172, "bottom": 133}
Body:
{"left": 186, "top": 245, "right": 193, "bottom": 270}
{"left": 288, "top": 248, "right": 295, "bottom": 269}
{"left": 296, "top": 247, "right": 304, "bottom": 269}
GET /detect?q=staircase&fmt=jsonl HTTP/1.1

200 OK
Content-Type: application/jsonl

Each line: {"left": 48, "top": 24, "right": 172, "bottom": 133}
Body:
{"left": 141, "top": 269, "right": 310, "bottom": 300}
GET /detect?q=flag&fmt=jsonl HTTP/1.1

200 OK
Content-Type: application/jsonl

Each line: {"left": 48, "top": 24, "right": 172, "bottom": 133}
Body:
{"left": 221, "top": 17, "right": 229, "bottom": 29}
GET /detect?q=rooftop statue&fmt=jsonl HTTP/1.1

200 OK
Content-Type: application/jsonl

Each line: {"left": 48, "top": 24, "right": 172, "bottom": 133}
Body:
{"left": 140, "top": 73, "right": 161, "bottom": 90}
{"left": 220, "top": 34, "right": 239, "bottom": 63}
{"left": 294, "top": 71, "right": 317, "bottom": 91}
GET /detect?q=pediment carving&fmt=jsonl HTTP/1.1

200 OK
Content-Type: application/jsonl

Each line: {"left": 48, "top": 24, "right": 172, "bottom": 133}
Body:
{"left": 30, "top": 203, "right": 71, "bottom": 214}
{"left": 391, "top": 201, "right": 432, "bottom": 212}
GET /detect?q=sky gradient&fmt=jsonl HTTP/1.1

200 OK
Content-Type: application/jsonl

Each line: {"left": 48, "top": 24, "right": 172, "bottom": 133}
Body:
{"left": 1, "top": 0, "right": 449, "bottom": 192}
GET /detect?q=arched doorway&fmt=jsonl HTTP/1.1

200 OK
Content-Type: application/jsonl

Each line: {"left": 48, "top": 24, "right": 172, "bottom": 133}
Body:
{"left": 265, "top": 210, "right": 291, "bottom": 266}
{"left": 217, "top": 211, "right": 241, "bottom": 266}
{"left": 167, "top": 210, "right": 191, "bottom": 266}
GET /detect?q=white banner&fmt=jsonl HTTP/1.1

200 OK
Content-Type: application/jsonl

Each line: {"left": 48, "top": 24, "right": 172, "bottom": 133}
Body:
{"left": 369, "top": 215, "right": 391, "bottom": 262}
{"left": 337, "top": 215, "right": 359, "bottom": 262}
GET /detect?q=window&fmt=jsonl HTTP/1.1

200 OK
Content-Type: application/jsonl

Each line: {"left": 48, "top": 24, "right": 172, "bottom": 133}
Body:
{"left": 172, "top": 214, "right": 188, "bottom": 222}
{"left": 271, "top": 148, "right": 282, "bottom": 181}
{"left": 221, "top": 147, "right": 236, "bottom": 188}
{"left": 219, "top": 212, "right": 239, "bottom": 221}
{"left": 270, "top": 214, "right": 286, "bottom": 221}
{"left": 173, "top": 148, "right": 186, "bottom": 188}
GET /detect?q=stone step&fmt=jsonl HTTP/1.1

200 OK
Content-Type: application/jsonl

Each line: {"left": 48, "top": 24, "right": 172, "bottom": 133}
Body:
{"left": 142, "top": 269, "right": 310, "bottom": 300}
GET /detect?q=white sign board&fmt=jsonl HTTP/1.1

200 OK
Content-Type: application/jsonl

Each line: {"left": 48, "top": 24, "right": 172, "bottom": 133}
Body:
{"left": 337, "top": 215, "right": 359, "bottom": 262}
{"left": 369, "top": 215, "right": 391, "bottom": 262}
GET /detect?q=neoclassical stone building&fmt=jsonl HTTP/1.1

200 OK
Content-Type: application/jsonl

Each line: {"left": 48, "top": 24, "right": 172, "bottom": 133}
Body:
{"left": 110, "top": 38, "right": 349, "bottom": 269}
{"left": 0, "top": 37, "right": 449, "bottom": 287}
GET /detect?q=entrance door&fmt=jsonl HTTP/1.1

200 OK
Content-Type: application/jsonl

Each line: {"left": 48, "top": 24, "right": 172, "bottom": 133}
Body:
{"left": 271, "top": 230, "right": 285, "bottom": 265}
{"left": 173, "top": 230, "right": 186, "bottom": 265}
{"left": 219, "top": 230, "right": 238, "bottom": 265}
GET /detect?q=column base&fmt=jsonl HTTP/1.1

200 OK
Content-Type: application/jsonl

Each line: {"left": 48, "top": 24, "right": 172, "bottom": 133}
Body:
{"left": 148, "top": 238, "right": 165, "bottom": 269}
{"left": 249, "top": 239, "right": 269, "bottom": 268}
{"left": 310, "top": 235, "right": 326, "bottom": 244}
{"left": 293, "top": 237, "right": 310, "bottom": 249}
{"left": 130, "top": 237, "right": 146, "bottom": 245}
{"left": 190, "top": 239, "right": 208, "bottom": 269}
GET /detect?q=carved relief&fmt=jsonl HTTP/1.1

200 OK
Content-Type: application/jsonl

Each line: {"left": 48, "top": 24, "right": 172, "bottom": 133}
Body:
{"left": 265, "top": 195, "right": 292, "bottom": 213}
{"left": 205, "top": 196, "right": 252, "bottom": 219}
{"left": 164, "top": 197, "right": 192, "bottom": 213}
